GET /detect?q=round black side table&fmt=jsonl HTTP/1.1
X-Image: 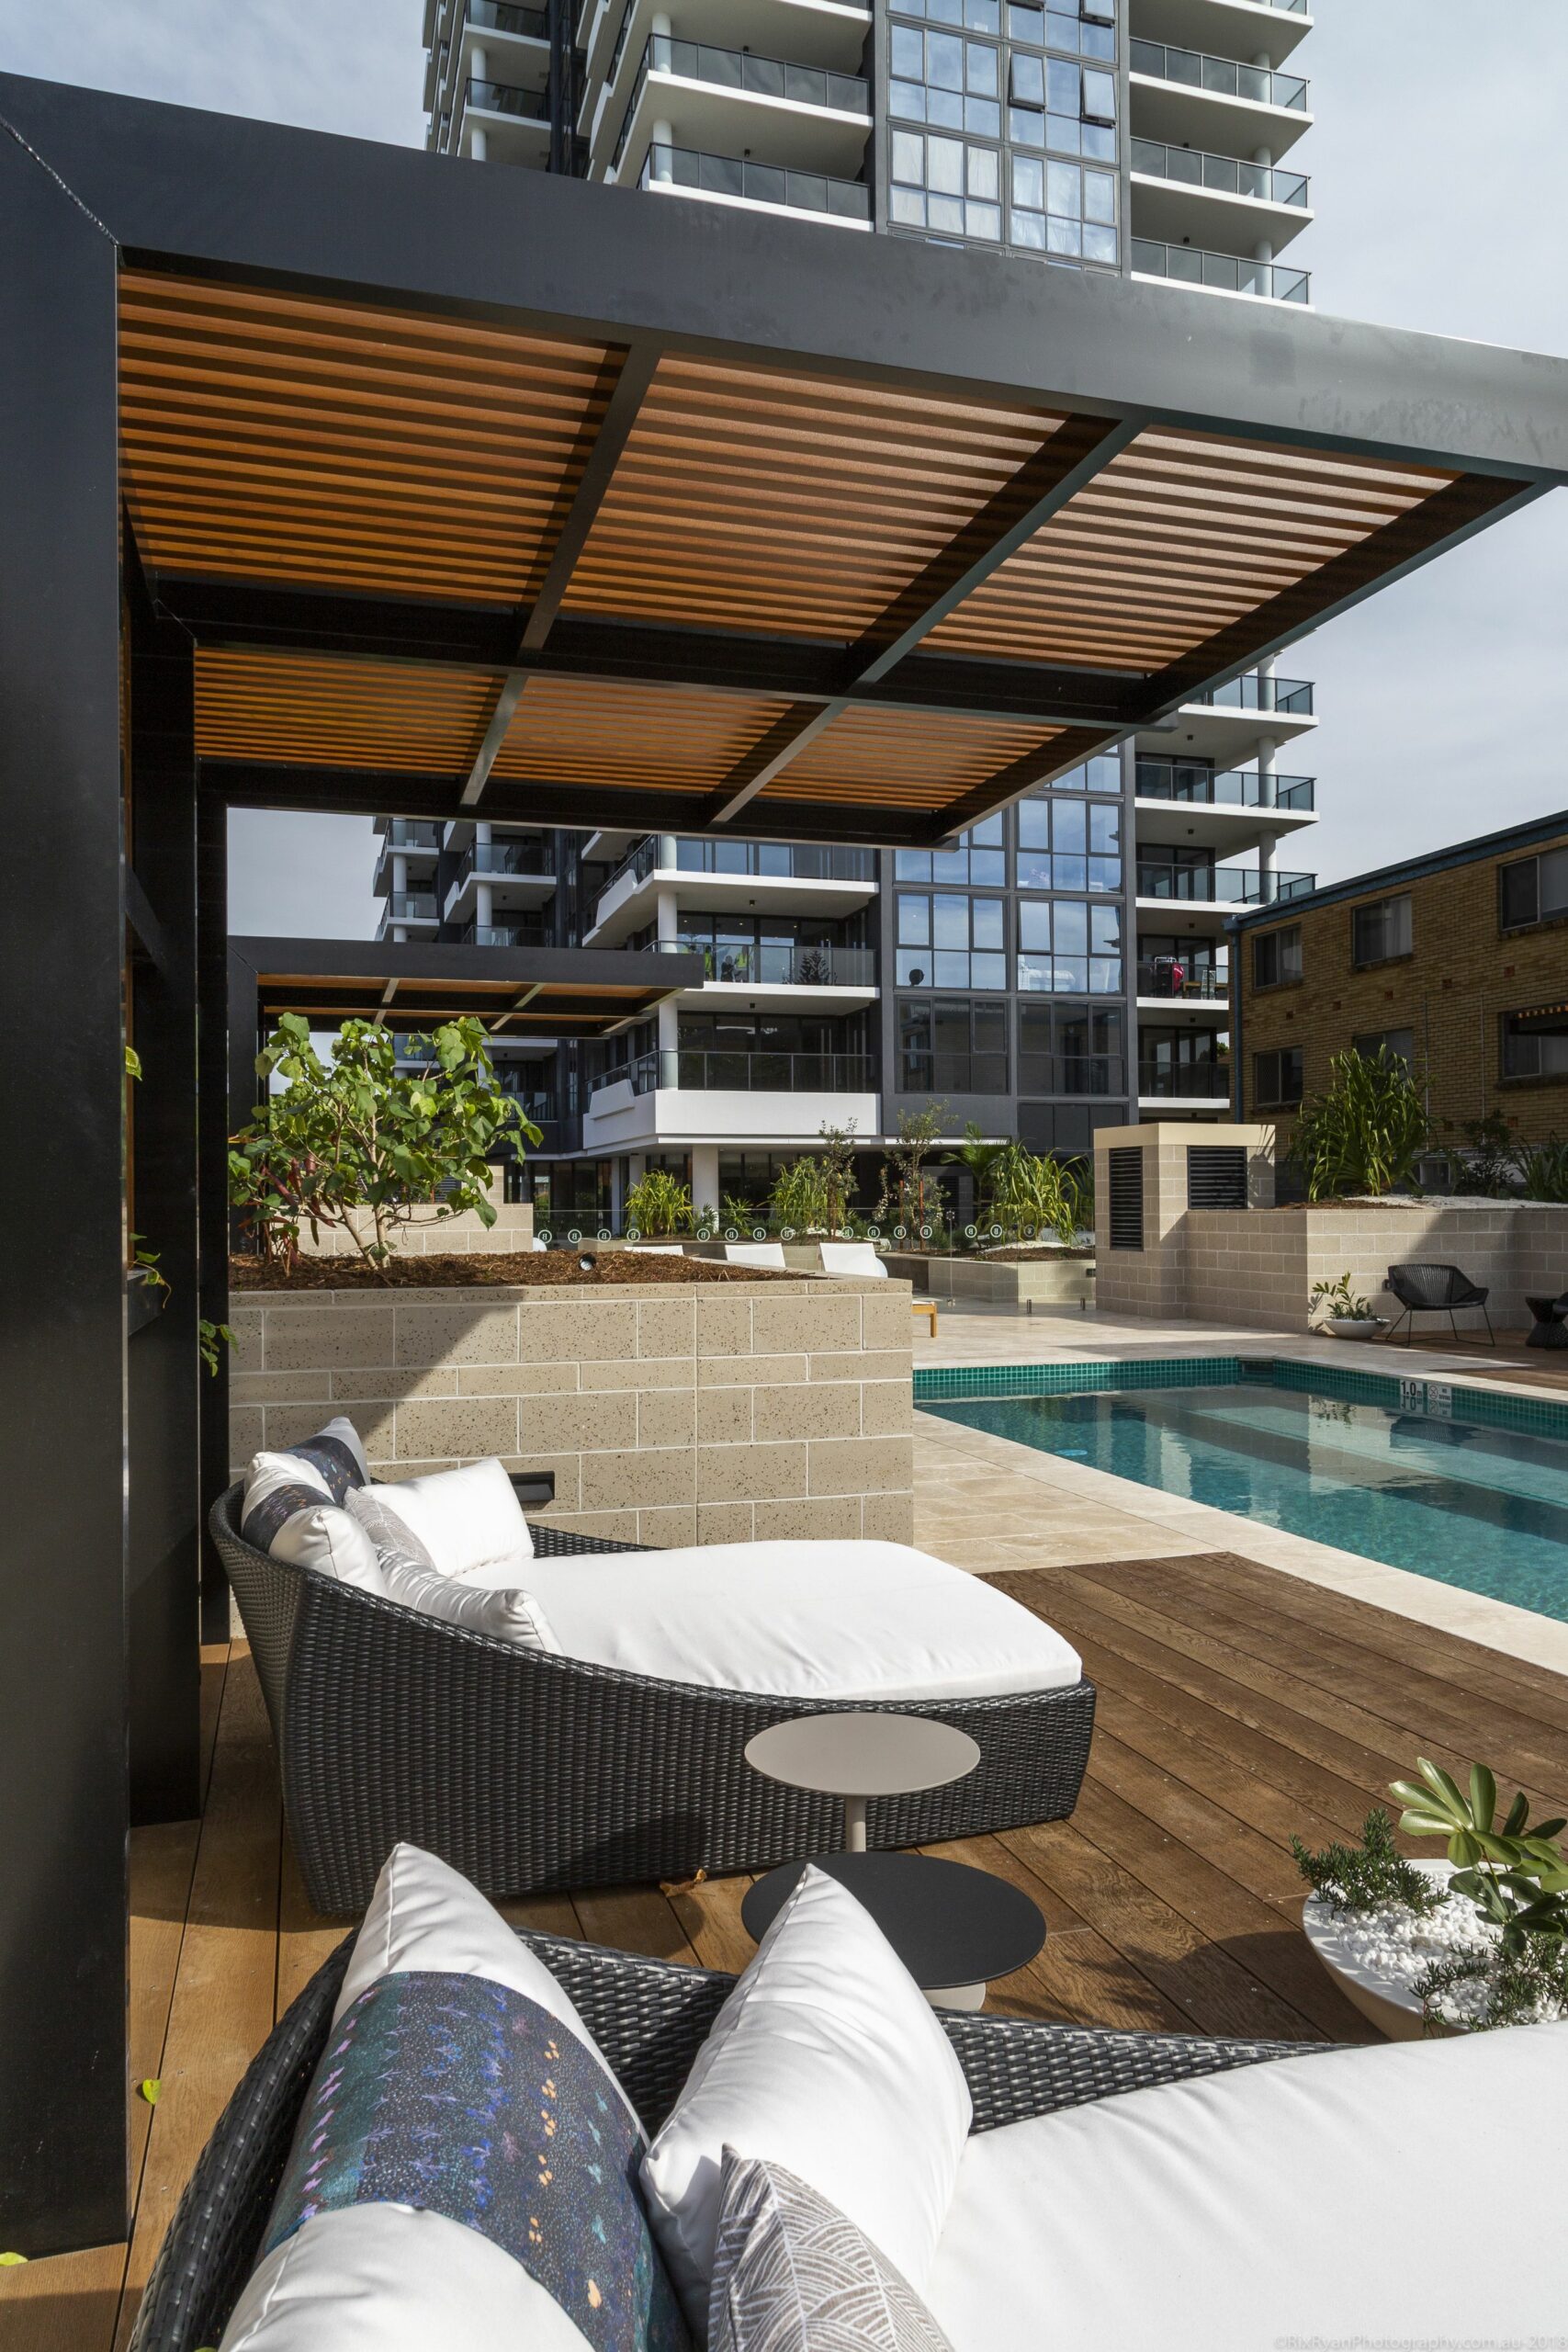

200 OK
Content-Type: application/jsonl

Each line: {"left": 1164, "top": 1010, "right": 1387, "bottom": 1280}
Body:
{"left": 740, "top": 1850, "right": 1045, "bottom": 2011}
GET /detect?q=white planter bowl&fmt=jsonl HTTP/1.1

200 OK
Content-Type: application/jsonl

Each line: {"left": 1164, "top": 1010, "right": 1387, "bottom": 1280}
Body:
{"left": 1303, "top": 1860, "right": 1459, "bottom": 2041}
{"left": 1326, "top": 1317, "right": 1385, "bottom": 1340}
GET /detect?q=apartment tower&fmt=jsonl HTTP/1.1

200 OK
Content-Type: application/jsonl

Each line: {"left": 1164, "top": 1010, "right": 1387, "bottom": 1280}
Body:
{"left": 407, "top": 0, "right": 1320, "bottom": 1226}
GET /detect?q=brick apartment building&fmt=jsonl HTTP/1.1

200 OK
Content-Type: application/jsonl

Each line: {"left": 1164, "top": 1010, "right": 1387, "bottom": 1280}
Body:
{"left": 1229, "top": 808, "right": 1568, "bottom": 1148}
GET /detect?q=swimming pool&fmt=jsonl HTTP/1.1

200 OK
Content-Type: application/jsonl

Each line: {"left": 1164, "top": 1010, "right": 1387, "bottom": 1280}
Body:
{"left": 917, "top": 1359, "right": 1568, "bottom": 1622}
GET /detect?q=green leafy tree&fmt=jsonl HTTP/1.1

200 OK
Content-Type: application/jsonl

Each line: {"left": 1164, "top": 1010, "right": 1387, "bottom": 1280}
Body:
{"left": 1290, "top": 1046, "right": 1431, "bottom": 1201}
{"left": 624, "top": 1167, "right": 696, "bottom": 1238}
{"left": 876, "top": 1103, "right": 947, "bottom": 1236}
{"left": 229, "top": 1013, "right": 536, "bottom": 1277}
{"left": 817, "top": 1123, "right": 859, "bottom": 1235}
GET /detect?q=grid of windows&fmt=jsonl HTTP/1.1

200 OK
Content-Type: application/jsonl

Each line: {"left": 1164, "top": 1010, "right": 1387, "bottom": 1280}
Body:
{"left": 1048, "top": 754, "right": 1123, "bottom": 793}
{"left": 898, "top": 997, "right": 1010, "bottom": 1092}
{"left": 1017, "top": 898, "right": 1122, "bottom": 993}
{"left": 1017, "top": 796, "right": 1121, "bottom": 891}
{"left": 887, "top": 0, "right": 1118, "bottom": 266}
{"left": 897, "top": 891, "right": 1007, "bottom": 988}
{"left": 895, "top": 817, "right": 1006, "bottom": 887}
{"left": 1019, "top": 1001, "right": 1124, "bottom": 1093}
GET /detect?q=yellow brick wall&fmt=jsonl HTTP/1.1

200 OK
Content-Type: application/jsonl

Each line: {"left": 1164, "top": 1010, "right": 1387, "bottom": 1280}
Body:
{"left": 1237, "top": 827, "right": 1568, "bottom": 1149}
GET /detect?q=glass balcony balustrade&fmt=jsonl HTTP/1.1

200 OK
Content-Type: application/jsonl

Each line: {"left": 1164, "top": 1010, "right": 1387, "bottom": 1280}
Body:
{"left": 1186, "top": 673, "right": 1314, "bottom": 716}
{"left": 1135, "top": 763, "right": 1314, "bottom": 809}
{"left": 460, "top": 838, "right": 556, "bottom": 880}
{"left": 658, "top": 942, "right": 877, "bottom": 987}
{"left": 467, "top": 0, "right": 548, "bottom": 37}
{"left": 1131, "top": 137, "right": 1307, "bottom": 208}
{"left": 591, "top": 1048, "right": 877, "bottom": 1099}
{"left": 1130, "top": 40, "right": 1308, "bottom": 110}
{"left": 615, "top": 37, "right": 871, "bottom": 166}
{"left": 1135, "top": 865, "right": 1314, "bottom": 904}
{"left": 1132, "top": 238, "right": 1309, "bottom": 304}
{"left": 595, "top": 835, "right": 874, "bottom": 924}
{"left": 381, "top": 892, "right": 438, "bottom": 921}
{"left": 384, "top": 819, "right": 443, "bottom": 850}
{"left": 640, "top": 142, "right": 871, "bottom": 221}
{"left": 1138, "top": 1062, "right": 1233, "bottom": 1101}
{"left": 466, "top": 76, "right": 550, "bottom": 120}
{"left": 1136, "top": 960, "right": 1228, "bottom": 1000}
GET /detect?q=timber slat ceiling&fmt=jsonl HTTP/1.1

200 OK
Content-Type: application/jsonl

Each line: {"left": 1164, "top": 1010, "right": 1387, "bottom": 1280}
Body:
{"left": 196, "top": 650, "right": 497, "bottom": 772}
{"left": 491, "top": 677, "right": 798, "bottom": 797}
{"left": 120, "top": 270, "right": 1517, "bottom": 842}
{"left": 255, "top": 972, "right": 666, "bottom": 1035}
{"left": 774, "top": 707, "right": 1066, "bottom": 812}
{"left": 925, "top": 429, "right": 1457, "bottom": 669}
{"left": 119, "top": 272, "right": 613, "bottom": 604}
{"left": 561, "top": 355, "right": 1067, "bottom": 639}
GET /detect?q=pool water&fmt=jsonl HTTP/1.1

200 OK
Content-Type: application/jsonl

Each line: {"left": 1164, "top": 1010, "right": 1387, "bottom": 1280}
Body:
{"left": 923, "top": 1366, "right": 1568, "bottom": 1621}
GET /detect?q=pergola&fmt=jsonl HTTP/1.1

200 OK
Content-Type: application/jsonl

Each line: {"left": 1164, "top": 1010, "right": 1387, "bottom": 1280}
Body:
{"left": 2, "top": 69, "right": 1565, "bottom": 2256}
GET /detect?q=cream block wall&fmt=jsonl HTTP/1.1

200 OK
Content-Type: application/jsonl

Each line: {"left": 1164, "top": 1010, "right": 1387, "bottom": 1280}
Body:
{"left": 1186, "top": 1202, "right": 1568, "bottom": 1334}
{"left": 295, "top": 1164, "right": 535, "bottom": 1257}
{"left": 1092, "top": 1123, "right": 1278, "bottom": 1319}
{"left": 229, "top": 1276, "right": 915, "bottom": 1547}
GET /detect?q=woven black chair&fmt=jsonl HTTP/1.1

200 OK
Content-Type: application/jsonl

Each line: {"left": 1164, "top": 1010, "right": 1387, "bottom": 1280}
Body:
{"left": 1385, "top": 1261, "right": 1495, "bottom": 1346}
{"left": 128, "top": 1928, "right": 1331, "bottom": 2352}
{"left": 211, "top": 1486, "right": 1096, "bottom": 1914}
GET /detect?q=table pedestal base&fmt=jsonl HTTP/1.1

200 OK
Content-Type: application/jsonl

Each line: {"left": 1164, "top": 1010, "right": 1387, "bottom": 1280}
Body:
{"left": 927, "top": 1981, "right": 987, "bottom": 2012}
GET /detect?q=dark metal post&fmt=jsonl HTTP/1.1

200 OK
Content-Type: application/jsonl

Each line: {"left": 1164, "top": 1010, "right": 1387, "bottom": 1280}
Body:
{"left": 197, "top": 799, "right": 236, "bottom": 1641}
{"left": 125, "top": 551, "right": 203, "bottom": 1824}
{"left": 0, "top": 143, "right": 129, "bottom": 2254}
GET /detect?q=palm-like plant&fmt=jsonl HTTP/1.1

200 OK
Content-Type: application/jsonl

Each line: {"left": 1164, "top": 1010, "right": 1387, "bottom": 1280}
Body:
{"left": 989, "top": 1142, "right": 1083, "bottom": 1246}
{"left": 623, "top": 1167, "right": 695, "bottom": 1238}
{"left": 1291, "top": 1046, "right": 1430, "bottom": 1200}
{"left": 944, "top": 1121, "right": 1007, "bottom": 1227}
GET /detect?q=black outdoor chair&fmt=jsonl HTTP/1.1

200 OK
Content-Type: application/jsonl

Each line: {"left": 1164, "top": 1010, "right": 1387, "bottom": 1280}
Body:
{"left": 1525, "top": 1292, "right": 1568, "bottom": 1350}
{"left": 1384, "top": 1261, "right": 1495, "bottom": 1347}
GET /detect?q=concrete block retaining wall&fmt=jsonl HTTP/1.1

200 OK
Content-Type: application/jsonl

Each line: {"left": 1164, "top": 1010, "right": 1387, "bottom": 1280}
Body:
{"left": 883, "top": 1251, "right": 1096, "bottom": 1308}
{"left": 229, "top": 1277, "right": 914, "bottom": 1547}
{"left": 1186, "top": 1203, "right": 1568, "bottom": 1334}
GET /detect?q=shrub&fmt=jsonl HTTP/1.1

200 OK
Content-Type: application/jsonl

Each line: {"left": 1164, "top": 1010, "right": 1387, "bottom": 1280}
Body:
{"left": 1291, "top": 1046, "right": 1430, "bottom": 1200}
{"left": 624, "top": 1167, "right": 695, "bottom": 1238}
{"left": 769, "top": 1155, "right": 829, "bottom": 1235}
{"left": 229, "top": 1013, "right": 536, "bottom": 1276}
{"left": 1517, "top": 1135, "right": 1568, "bottom": 1204}
{"left": 1292, "top": 1807, "right": 1443, "bottom": 1917}
{"left": 989, "top": 1142, "right": 1084, "bottom": 1245}
{"left": 876, "top": 1103, "right": 947, "bottom": 1236}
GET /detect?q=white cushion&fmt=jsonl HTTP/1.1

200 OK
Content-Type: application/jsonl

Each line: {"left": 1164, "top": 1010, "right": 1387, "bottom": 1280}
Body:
{"left": 220, "top": 2207, "right": 589, "bottom": 2352}
{"left": 818, "top": 1242, "right": 887, "bottom": 1279}
{"left": 641, "top": 1866, "right": 971, "bottom": 2341}
{"left": 242, "top": 1455, "right": 383, "bottom": 1588}
{"left": 924, "top": 2023, "right": 1568, "bottom": 2352}
{"left": 520, "top": 1541, "right": 1082, "bottom": 1702}
{"left": 346, "top": 1487, "right": 559, "bottom": 1652}
{"left": 724, "top": 1242, "right": 786, "bottom": 1269}
{"left": 332, "top": 1843, "right": 635, "bottom": 2121}
{"left": 347, "top": 1485, "right": 438, "bottom": 1569}
{"left": 368, "top": 1457, "right": 533, "bottom": 1577}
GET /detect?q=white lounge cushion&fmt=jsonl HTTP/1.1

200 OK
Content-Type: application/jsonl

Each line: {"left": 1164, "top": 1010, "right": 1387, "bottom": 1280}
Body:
{"left": 220, "top": 2207, "right": 592, "bottom": 2352}
{"left": 521, "top": 1540, "right": 1082, "bottom": 1702}
{"left": 818, "top": 1242, "right": 887, "bottom": 1280}
{"left": 242, "top": 1430, "right": 381, "bottom": 1589}
{"left": 724, "top": 1242, "right": 787, "bottom": 1269}
{"left": 368, "top": 1456, "right": 533, "bottom": 1576}
{"left": 710, "top": 2151, "right": 954, "bottom": 2352}
{"left": 641, "top": 1866, "right": 971, "bottom": 2341}
{"left": 346, "top": 1488, "right": 559, "bottom": 1653}
{"left": 332, "top": 1842, "right": 633, "bottom": 2120}
{"left": 924, "top": 2023, "right": 1568, "bottom": 2352}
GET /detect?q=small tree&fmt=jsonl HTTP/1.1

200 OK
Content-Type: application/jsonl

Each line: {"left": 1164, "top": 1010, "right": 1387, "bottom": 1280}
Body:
{"left": 229, "top": 1013, "right": 536, "bottom": 1277}
{"left": 624, "top": 1167, "right": 696, "bottom": 1237}
{"left": 817, "top": 1122, "right": 859, "bottom": 1235}
{"left": 876, "top": 1103, "right": 947, "bottom": 1236}
{"left": 1291, "top": 1046, "right": 1430, "bottom": 1201}
{"left": 944, "top": 1121, "right": 1007, "bottom": 1229}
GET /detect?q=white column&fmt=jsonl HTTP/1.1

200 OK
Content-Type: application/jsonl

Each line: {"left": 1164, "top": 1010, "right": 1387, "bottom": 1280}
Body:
{"left": 691, "top": 1145, "right": 720, "bottom": 1218}
{"left": 474, "top": 821, "right": 492, "bottom": 933}
{"left": 655, "top": 886, "right": 682, "bottom": 1056}
{"left": 651, "top": 119, "right": 674, "bottom": 182}
{"left": 469, "top": 44, "right": 487, "bottom": 161}
{"left": 392, "top": 853, "right": 408, "bottom": 892}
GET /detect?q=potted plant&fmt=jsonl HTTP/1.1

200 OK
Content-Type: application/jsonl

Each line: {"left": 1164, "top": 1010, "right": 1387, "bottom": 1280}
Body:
{"left": 1295, "top": 1759, "right": 1568, "bottom": 2037}
{"left": 1308, "top": 1272, "right": 1385, "bottom": 1340}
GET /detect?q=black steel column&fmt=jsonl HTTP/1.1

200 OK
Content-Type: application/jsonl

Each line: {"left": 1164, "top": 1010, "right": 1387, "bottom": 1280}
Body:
{"left": 197, "top": 805, "right": 236, "bottom": 1643}
{"left": 0, "top": 145, "right": 129, "bottom": 2252}
{"left": 126, "top": 555, "right": 203, "bottom": 1825}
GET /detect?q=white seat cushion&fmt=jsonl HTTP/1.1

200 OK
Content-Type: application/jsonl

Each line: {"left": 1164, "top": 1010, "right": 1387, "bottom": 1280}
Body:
{"left": 521, "top": 1540, "right": 1082, "bottom": 1702}
{"left": 924, "top": 2024, "right": 1568, "bottom": 2352}
{"left": 347, "top": 1489, "right": 559, "bottom": 1654}
{"left": 724, "top": 1242, "right": 786, "bottom": 1269}
{"left": 368, "top": 1457, "right": 533, "bottom": 1577}
{"left": 818, "top": 1242, "right": 887, "bottom": 1279}
{"left": 642, "top": 1866, "right": 971, "bottom": 2341}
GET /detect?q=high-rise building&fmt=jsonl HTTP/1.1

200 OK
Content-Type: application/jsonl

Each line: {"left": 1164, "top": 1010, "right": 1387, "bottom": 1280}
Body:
{"left": 411, "top": 0, "right": 1320, "bottom": 1224}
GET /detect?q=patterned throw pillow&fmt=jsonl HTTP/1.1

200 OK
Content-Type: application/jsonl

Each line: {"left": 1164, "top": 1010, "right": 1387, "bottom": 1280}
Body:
{"left": 240, "top": 1417, "right": 371, "bottom": 1558}
{"left": 708, "top": 2153, "right": 954, "bottom": 2352}
{"left": 266, "top": 1969, "right": 690, "bottom": 2352}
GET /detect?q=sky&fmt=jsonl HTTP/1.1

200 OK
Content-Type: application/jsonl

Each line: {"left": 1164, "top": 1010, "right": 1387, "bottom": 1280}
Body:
{"left": 3, "top": 0, "right": 1564, "bottom": 929}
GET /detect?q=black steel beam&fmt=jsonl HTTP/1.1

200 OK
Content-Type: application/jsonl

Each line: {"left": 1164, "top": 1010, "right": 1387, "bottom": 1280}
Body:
{"left": 125, "top": 549, "right": 204, "bottom": 1829}
{"left": 516, "top": 341, "right": 660, "bottom": 656}
{"left": 198, "top": 799, "right": 234, "bottom": 1643}
{"left": 0, "top": 127, "right": 129, "bottom": 2256}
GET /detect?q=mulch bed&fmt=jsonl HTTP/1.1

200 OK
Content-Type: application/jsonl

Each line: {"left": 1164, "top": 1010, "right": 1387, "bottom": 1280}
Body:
{"left": 230, "top": 1250, "right": 800, "bottom": 1292}
{"left": 979, "top": 1245, "right": 1096, "bottom": 1261}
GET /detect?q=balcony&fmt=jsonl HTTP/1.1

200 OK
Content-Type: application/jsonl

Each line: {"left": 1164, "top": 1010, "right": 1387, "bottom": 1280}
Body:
{"left": 612, "top": 36, "right": 872, "bottom": 182}
{"left": 1193, "top": 674, "right": 1313, "bottom": 716}
{"left": 638, "top": 142, "right": 871, "bottom": 228}
{"left": 453, "top": 921, "right": 549, "bottom": 947}
{"left": 1016, "top": 1054, "right": 1128, "bottom": 1098}
{"left": 466, "top": 74, "right": 550, "bottom": 122}
{"left": 1131, "top": 0, "right": 1312, "bottom": 72}
{"left": 1137, "top": 959, "right": 1229, "bottom": 1001}
{"left": 1138, "top": 1061, "right": 1233, "bottom": 1102}
{"left": 468, "top": 0, "right": 548, "bottom": 35}
{"left": 668, "top": 941, "right": 877, "bottom": 990}
{"left": 599, "top": 1046, "right": 877, "bottom": 1098}
{"left": 1135, "top": 763, "right": 1314, "bottom": 809}
{"left": 1130, "top": 137, "right": 1310, "bottom": 253}
{"left": 383, "top": 817, "right": 443, "bottom": 849}
{"left": 1135, "top": 864, "right": 1314, "bottom": 905}
{"left": 445, "top": 835, "right": 557, "bottom": 921}
{"left": 1133, "top": 237, "right": 1309, "bottom": 306}
{"left": 1130, "top": 39, "right": 1311, "bottom": 157}
{"left": 587, "top": 836, "right": 878, "bottom": 944}
{"left": 377, "top": 892, "right": 439, "bottom": 933}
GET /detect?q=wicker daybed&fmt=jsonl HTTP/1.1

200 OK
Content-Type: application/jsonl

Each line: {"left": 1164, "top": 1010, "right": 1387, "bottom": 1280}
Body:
{"left": 211, "top": 1484, "right": 1097, "bottom": 1915}
{"left": 129, "top": 1926, "right": 1315, "bottom": 2352}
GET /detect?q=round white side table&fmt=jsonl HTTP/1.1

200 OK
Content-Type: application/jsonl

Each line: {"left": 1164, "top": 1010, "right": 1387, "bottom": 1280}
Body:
{"left": 744, "top": 1713, "right": 981, "bottom": 1853}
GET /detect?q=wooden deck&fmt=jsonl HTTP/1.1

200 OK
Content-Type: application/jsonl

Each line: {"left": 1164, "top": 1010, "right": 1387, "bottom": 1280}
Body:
{"left": 7, "top": 1550, "right": 1568, "bottom": 2352}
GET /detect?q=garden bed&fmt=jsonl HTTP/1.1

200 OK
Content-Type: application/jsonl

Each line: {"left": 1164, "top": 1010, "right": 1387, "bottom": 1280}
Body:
{"left": 976, "top": 1244, "right": 1096, "bottom": 1261}
{"left": 230, "top": 1250, "right": 797, "bottom": 1292}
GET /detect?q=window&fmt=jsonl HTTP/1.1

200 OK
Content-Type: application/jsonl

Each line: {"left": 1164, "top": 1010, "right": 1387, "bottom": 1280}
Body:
{"left": 1017, "top": 898, "right": 1122, "bottom": 993}
{"left": 896, "top": 891, "right": 1006, "bottom": 988}
{"left": 1007, "top": 52, "right": 1117, "bottom": 165}
{"left": 1353, "top": 1028, "right": 1416, "bottom": 1070}
{"left": 1254, "top": 1046, "right": 1303, "bottom": 1109}
{"left": 1006, "top": 1, "right": 1116, "bottom": 62}
{"left": 895, "top": 0, "right": 1001, "bottom": 28}
{"left": 1499, "top": 845, "right": 1568, "bottom": 930}
{"left": 895, "top": 816, "right": 1006, "bottom": 886}
{"left": 1501, "top": 1005, "right": 1568, "bottom": 1081}
{"left": 890, "top": 24, "right": 1002, "bottom": 141}
{"left": 1017, "top": 794, "right": 1120, "bottom": 890}
{"left": 898, "top": 997, "right": 1009, "bottom": 1093}
{"left": 1038, "top": 752, "right": 1121, "bottom": 793}
{"left": 1252, "top": 924, "right": 1303, "bottom": 989}
{"left": 1019, "top": 1000, "right": 1123, "bottom": 1093}
{"left": 1351, "top": 894, "right": 1413, "bottom": 967}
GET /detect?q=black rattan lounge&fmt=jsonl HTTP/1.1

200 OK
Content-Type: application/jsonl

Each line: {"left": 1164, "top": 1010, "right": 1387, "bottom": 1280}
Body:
{"left": 128, "top": 1928, "right": 1329, "bottom": 2352}
{"left": 211, "top": 1487, "right": 1096, "bottom": 1915}
{"left": 1385, "top": 1261, "right": 1495, "bottom": 1346}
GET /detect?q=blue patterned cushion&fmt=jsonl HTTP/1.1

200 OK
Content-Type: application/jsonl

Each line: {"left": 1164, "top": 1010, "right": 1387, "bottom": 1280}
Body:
{"left": 240, "top": 1425, "right": 367, "bottom": 1553}
{"left": 266, "top": 1970, "right": 689, "bottom": 2352}
{"left": 281, "top": 1430, "right": 365, "bottom": 1504}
